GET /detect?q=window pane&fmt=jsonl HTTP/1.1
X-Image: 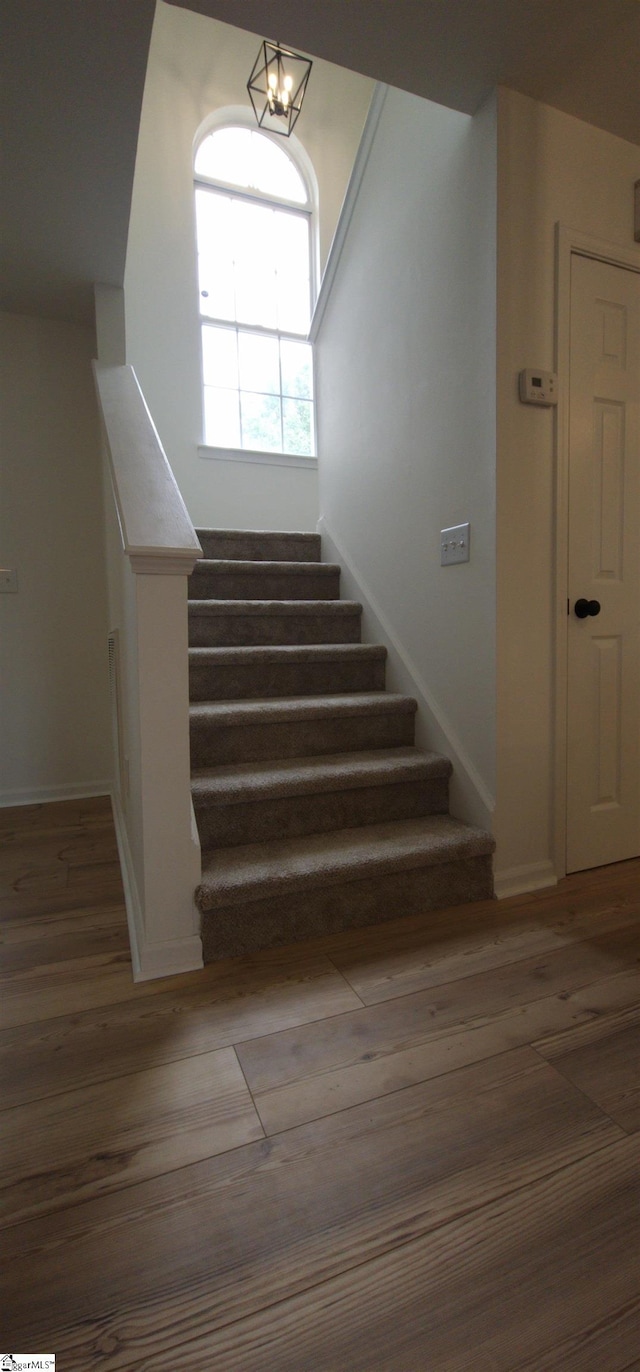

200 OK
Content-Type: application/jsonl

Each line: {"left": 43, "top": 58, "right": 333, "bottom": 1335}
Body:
{"left": 274, "top": 211, "right": 311, "bottom": 332}
{"left": 195, "top": 127, "right": 307, "bottom": 204}
{"left": 280, "top": 339, "right": 313, "bottom": 399}
{"left": 248, "top": 133, "right": 307, "bottom": 203}
{"left": 202, "top": 326, "right": 238, "bottom": 389}
{"left": 199, "top": 278, "right": 235, "bottom": 321}
{"left": 241, "top": 391, "right": 282, "bottom": 452}
{"left": 283, "top": 398, "right": 314, "bottom": 456}
{"left": 235, "top": 267, "right": 278, "bottom": 329}
{"left": 204, "top": 387, "right": 240, "bottom": 448}
{"left": 196, "top": 191, "right": 235, "bottom": 320}
{"left": 274, "top": 212, "right": 309, "bottom": 274}
{"left": 232, "top": 201, "right": 278, "bottom": 327}
{"left": 195, "top": 128, "right": 253, "bottom": 186}
{"left": 196, "top": 188, "right": 234, "bottom": 251}
{"left": 277, "top": 278, "right": 310, "bottom": 335}
{"left": 232, "top": 200, "right": 275, "bottom": 270}
{"left": 238, "top": 333, "right": 279, "bottom": 395}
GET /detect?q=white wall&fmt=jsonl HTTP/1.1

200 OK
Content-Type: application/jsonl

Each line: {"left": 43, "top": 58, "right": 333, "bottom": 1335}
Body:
{"left": 0, "top": 311, "right": 111, "bottom": 803}
{"left": 314, "top": 87, "right": 497, "bottom": 828}
{"left": 124, "top": 0, "right": 373, "bottom": 532}
{"left": 496, "top": 88, "right": 640, "bottom": 891}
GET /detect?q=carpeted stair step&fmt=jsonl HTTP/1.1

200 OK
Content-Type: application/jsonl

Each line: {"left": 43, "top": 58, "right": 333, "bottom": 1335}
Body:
{"left": 196, "top": 814, "right": 495, "bottom": 959}
{"left": 189, "top": 559, "right": 340, "bottom": 601}
{"left": 195, "top": 528, "right": 321, "bottom": 563}
{"left": 190, "top": 692, "right": 417, "bottom": 767}
{"left": 188, "top": 643, "right": 387, "bottom": 701}
{"left": 188, "top": 599, "right": 362, "bottom": 647}
{"left": 191, "top": 747, "right": 451, "bottom": 848}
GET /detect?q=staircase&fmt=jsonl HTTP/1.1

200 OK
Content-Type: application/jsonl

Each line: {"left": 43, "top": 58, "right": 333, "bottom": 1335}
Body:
{"left": 189, "top": 529, "right": 494, "bottom": 961}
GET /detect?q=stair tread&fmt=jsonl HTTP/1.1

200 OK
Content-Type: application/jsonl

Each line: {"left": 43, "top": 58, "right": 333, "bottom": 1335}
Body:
{"left": 188, "top": 600, "right": 361, "bottom": 616}
{"left": 195, "top": 528, "right": 319, "bottom": 539}
{"left": 191, "top": 747, "right": 451, "bottom": 805}
{"left": 189, "top": 644, "right": 385, "bottom": 664}
{"left": 190, "top": 692, "right": 417, "bottom": 727}
{"left": 197, "top": 814, "right": 495, "bottom": 910}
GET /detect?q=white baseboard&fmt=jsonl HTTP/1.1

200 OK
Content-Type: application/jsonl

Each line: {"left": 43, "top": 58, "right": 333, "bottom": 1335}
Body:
{"left": 110, "top": 790, "right": 144, "bottom": 979}
{"left": 493, "top": 859, "right": 558, "bottom": 900}
{"left": 110, "top": 791, "right": 203, "bottom": 982}
{"left": 0, "top": 780, "right": 111, "bottom": 808}
{"left": 136, "top": 935, "right": 205, "bottom": 981}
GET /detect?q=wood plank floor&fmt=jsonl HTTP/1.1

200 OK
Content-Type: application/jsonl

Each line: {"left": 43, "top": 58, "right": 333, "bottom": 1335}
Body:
{"left": 1, "top": 796, "right": 638, "bottom": 1370}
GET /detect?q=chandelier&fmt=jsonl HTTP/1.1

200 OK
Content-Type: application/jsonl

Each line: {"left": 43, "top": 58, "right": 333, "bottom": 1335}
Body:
{"left": 247, "top": 40, "right": 312, "bottom": 137}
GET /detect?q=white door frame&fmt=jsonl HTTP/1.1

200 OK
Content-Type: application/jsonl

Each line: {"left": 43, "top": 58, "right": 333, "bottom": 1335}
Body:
{"left": 553, "top": 223, "right": 640, "bottom": 880}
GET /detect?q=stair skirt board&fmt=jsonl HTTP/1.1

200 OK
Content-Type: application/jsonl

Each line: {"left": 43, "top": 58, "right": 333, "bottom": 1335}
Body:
{"left": 188, "top": 528, "right": 495, "bottom": 961}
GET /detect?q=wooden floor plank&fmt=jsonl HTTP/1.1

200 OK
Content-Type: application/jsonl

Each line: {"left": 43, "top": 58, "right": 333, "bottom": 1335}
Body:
{"left": 321, "top": 866, "right": 640, "bottom": 1004}
{"left": 0, "top": 948, "right": 363, "bottom": 1108}
{"left": 118, "top": 1135, "right": 639, "bottom": 1372}
{"left": 0, "top": 859, "right": 127, "bottom": 923}
{"left": 0, "top": 829, "right": 120, "bottom": 878}
{"left": 0, "top": 900, "right": 128, "bottom": 944}
{"left": 236, "top": 931, "right": 640, "bottom": 1133}
{"left": 0, "top": 795, "right": 112, "bottom": 834}
{"left": 0, "top": 948, "right": 140, "bottom": 1028}
{"left": 1, "top": 798, "right": 637, "bottom": 1371}
{"left": 50, "top": 1133, "right": 638, "bottom": 1372}
{"left": 0, "top": 1046, "right": 264, "bottom": 1227}
{"left": 0, "top": 918, "right": 130, "bottom": 972}
{"left": 1, "top": 1047, "right": 623, "bottom": 1362}
{"left": 535, "top": 1019, "right": 640, "bottom": 1133}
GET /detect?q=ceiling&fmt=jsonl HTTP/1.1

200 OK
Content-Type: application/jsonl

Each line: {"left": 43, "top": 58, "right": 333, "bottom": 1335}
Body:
{"left": 2, "top": 0, "right": 639, "bottom": 326}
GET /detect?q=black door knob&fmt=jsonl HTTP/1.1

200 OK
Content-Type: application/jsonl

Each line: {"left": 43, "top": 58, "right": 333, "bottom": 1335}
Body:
{"left": 574, "top": 598, "right": 601, "bottom": 618}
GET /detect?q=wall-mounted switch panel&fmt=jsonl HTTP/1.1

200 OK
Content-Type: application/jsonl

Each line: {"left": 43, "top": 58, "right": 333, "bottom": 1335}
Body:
{"left": 519, "top": 368, "right": 558, "bottom": 405}
{"left": 441, "top": 523, "right": 470, "bottom": 566}
{"left": 0, "top": 568, "right": 17, "bottom": 593}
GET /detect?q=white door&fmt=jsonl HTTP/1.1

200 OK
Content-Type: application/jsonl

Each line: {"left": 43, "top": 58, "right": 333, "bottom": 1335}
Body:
{"left": 566, "top": 252, "right": 640, "bottom": 873}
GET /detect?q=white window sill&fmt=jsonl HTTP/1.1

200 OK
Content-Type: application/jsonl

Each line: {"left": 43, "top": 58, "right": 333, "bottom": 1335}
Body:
{"left": 198, "top": 445, "right": 318, "bottom": 471}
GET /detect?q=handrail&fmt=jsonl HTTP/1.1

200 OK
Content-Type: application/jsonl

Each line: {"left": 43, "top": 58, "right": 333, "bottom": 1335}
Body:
{"left": 93, "top": 362, "right": 202, "bottom": 574}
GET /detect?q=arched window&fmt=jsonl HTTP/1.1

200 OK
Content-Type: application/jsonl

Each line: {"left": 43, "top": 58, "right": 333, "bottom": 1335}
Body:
{"left": 194, "top": 124, "right": 315, "bottom": 457}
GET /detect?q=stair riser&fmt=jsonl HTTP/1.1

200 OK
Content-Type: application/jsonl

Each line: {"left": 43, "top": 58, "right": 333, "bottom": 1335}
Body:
{"left": 196, "top": 532, "right": 321, "bottom": 562}
{"left": 189, "top": 612, "right": 361, "bottom": 647}
{"left": 189, "top": 658, "right": 386, "bottom": 701}
{"left": 194, "top": 778, "right": 450, "bottom": 849}
{"left": 199, "top": 855, "right": 494, "bottom": 960}
{"left": 190, "top": 570, "right": 340, "bottom": 601}
{"left": 190, "top": 712, "right": 415, "bottom": 768}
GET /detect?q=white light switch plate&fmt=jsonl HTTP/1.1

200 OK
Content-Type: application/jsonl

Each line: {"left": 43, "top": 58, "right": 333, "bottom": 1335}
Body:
{"left": 0, "top": 568, "right": 17, "bottom": 593}
{"left": 441, "top": 523, "right": 470, "bottom": 566}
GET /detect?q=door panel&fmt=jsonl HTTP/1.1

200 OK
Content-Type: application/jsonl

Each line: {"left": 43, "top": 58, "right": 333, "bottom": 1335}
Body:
{"left": 566, "top": 254, "right": 640, "bottom": 873}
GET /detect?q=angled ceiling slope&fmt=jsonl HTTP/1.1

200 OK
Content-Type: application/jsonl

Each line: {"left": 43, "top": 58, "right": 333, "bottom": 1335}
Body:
{"left": 1, "top": 0, "right": 155, "bottom": 325}
{"left": 2, "top": 0, "right": 639, "bottom": 326}
{"left": 170, "top": 0, "right": 640, "bottom": 142}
